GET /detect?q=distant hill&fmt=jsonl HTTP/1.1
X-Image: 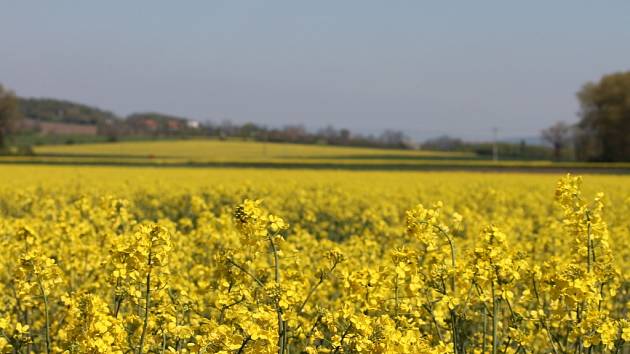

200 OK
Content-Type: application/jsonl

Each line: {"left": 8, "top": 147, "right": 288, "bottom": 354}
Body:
{"left": 18, "top": 97, "right": 120, "bottom": 125}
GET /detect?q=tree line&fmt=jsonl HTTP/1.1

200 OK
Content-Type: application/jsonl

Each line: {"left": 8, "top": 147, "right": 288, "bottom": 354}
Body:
{"left": 539, "top": 71, "right": 630, "bottom": 162}
{"left": 0, "top": 93, "right": 412, "bottom": 150}
{"left": 423, "top": 71, "right": 630, "bottom": 162}
{"left": 2, "top": 70, "right": 630, "bottom": 160}
{"left": 420, "top": 136, "right": 553, "bottom": 160}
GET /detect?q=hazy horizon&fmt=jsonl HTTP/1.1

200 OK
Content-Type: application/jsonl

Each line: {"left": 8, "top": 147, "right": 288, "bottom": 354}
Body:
{"left": 2, "top": 1, "right": 629, "bottom": 141}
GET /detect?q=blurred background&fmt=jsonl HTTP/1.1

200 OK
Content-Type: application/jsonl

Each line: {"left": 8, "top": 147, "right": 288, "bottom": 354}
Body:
{"left": 1, "top": 1, "right": 629, "bottom": 163}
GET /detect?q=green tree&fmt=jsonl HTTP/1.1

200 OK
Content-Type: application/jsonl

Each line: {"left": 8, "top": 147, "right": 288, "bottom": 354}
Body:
{"left": 0, "top": 84, "right": 20, "bottom": 149}
{"left": 576, "top": 71, "right": 630, "bottom": 161}
{"left": 19, "top": 97, "right": 119, "bottom": 124}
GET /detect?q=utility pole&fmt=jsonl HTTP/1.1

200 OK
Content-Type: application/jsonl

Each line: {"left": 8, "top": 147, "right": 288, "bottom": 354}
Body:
{"left": 492, "top": 127, "right": 499, "bottom": 162}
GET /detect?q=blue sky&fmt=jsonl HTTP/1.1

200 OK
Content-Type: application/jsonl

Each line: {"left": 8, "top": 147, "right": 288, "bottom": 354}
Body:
{"left": 1, "top": 1, "right": 629, "bottom": 140}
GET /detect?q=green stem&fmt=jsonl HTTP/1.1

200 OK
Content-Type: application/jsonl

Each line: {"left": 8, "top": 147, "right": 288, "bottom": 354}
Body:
{"left": 138, "top": 252, "right": 152, "bottom": 354}
{"left": 36, "top": 275, "right": 51, "bottom": 354}
{"left": 481, "top": 306, "right": 488, "bottom": 353}
{"left": 450, "top": 310, "right": 458, "bottom": 354}
{"left": 586, "top": 212, "right": 592, "bottom": 273}
{"left": 436, "top": 225, "right": 458, "bottom": 353}
{"left": 114, "top": 297, "right": 124, "bottom": 319}
{"left": 394, "top": 274, "right": 399, "bottom": 318}
{"left": 332, "top": 324, "right": 352, "bottom": 354}
{"left": 422, "top": 292, "right": 444, "bottom": 342}
{"left": 297, "top": 261, "right": 338, "bottom": 314}
{"left": 532, "top": 276, "right": 560, "bottom": 354}
{"left": 422, "top": 222, "right": 457, "bottom": 292}
{"left": 113, "top": 278, "right": 123, "bottom": 318}
{"left": 268, "top": 235, "right": 285, "bottom": 354}
{"left": 226, "top": 258, "right": 264, "bottom": 287}
{"left": 492, "top": 282, "right": 498, "bottom": 354}
{"left": 237, "top": 336, "right": 251, "bottom": 354}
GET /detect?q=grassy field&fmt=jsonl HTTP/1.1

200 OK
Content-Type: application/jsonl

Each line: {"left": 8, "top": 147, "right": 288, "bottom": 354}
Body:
{"left": 30, "top": 139, "right": 472, "bottom": 160}
{"left": 0, "top": 139, "right": 628, "bottom": 172}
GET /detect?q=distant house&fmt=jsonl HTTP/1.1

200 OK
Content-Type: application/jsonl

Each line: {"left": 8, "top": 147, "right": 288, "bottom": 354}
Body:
{"left": 187, "top": 120, "right": 200, "bottom": 129}
{"left": 125, "top": 113, "right": 193, "bottom": 135}
{"left": 143, "top": 119, "right": 159, "bottom": 131}
{"left": 125, "top": 116, "right": 159, "bottom": 133}
{"left": 18, "top": 118, "right": 98, "bottom": 135}
{"left": 167, "top": 119, "right": 182, "bottom": 131}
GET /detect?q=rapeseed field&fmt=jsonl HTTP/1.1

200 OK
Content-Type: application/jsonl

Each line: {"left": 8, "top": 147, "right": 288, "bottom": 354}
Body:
{"left": 0, "top": 165, "right": 628, "bottom": 353}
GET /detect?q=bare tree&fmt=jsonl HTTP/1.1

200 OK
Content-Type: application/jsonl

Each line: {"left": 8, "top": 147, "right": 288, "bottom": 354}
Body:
{"left": 0, "top": 84, "right": 20, "bottom": 148}
{"left": 541, "top": 121, "right": 572, "bottom": 160}
{"left": 379, "top": 130, "right": 406, "bottom": 148}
